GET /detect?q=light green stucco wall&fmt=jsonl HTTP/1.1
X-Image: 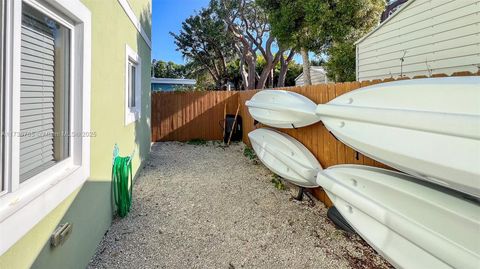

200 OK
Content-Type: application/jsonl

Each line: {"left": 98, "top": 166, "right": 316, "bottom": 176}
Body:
{"left": 127, "top": 0, "right": 152, "bottom": 39}
{"left": 0, "top": 0, "right": 151, "bottom": 268}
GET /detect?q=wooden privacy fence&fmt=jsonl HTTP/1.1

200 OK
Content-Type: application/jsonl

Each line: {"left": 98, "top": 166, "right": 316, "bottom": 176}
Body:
{"left": 151, "top": 72, "right": 478, "bottom": 206}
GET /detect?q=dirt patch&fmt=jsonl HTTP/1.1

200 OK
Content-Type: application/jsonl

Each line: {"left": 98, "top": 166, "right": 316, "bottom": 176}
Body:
{"left": 88, "top": 142, "right": 391, "bottom": 269}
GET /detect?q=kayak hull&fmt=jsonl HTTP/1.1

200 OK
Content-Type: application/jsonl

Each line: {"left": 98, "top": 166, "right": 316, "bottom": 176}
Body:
{"left": 246, "top": 90, "right": 319, "bottom": 128}
{"left": 317, "top": 165, "right": 480, "bottom": 269}
{"left": 316, "top": 77, "right": 480, "bottom": 198}
{"left": 248, "top": 128, "right": 321, "bottom": 188}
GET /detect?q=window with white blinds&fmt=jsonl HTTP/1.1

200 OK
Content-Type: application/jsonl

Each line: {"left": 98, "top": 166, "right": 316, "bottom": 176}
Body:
{"left": 0, "top": 0, "right": 91, "bottom": 254}
{"left": 20, "top": 3, "right": 70, "bottom": 182}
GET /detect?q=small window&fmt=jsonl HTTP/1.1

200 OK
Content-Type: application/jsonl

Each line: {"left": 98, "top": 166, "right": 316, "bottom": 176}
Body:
{"left": 125, "top": 45, "right": 141, "bottom": 125}
{"left": 20, "top": 3, "right": 70, "bottom": 181}
{"left": 128, "top": 61, "right": 136, "bottom": 108}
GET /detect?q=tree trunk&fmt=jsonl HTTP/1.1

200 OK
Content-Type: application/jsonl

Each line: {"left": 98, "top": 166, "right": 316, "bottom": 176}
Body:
{"left": 246, "top": 56, "right": 256, "bottom": 90}
{"left": 277, "top": 50, "right": 295, "bottom": 87}
{"left": 269, "top": 69, "right": 274, "bottom": 88}
{"left": 239, "top": 58, "right": 248, "bottom": 90}
{"left": 301, "top": 48, "right": 312, "bottom": 86}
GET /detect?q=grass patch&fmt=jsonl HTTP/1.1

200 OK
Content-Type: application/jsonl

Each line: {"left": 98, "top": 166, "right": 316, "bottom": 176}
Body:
{"left": 187, "top": 139, "right": 207, "bottom": 146}
{"left": 243, "top": 147, "right": 256, "bottom": 160}
{"left": 271, "top": 174, "right": 286, "bottom": 190}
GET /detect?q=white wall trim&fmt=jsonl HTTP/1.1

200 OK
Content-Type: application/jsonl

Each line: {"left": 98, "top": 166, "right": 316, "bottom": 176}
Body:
{"left": 125, "top": 44, "right": 142, "bottom": 125}
{"left": 117, "top": 0, "right": 151, "bottom": 49}
{"left": 0, "top": 0, "right": 91, "bottom": 255}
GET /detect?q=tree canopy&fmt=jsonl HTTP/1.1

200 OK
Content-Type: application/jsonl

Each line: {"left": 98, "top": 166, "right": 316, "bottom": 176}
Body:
{"left": 151, "top": 60, "right": 187, "bottom": 78}
{"left": 164, "top": 0, "right": 385, "bottom": 90}
{"left": 170, "top": 7, "right": 236, "bottom": 88}
{"left": 259, "top": 0, "right": 384, "bottom": 82}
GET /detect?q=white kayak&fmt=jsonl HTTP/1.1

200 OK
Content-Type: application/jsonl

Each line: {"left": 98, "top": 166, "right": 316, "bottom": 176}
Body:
{"left": 317, "top": 165, "right": 480, "bottom": 269}
{"left": 248, "top": 128, "right": 321, "bottom": 188}
{"left": 245, "top": 90, "right": 319, "bottom": 128}
{"left": 315, "top": 77, "right": 480, "bottom": 198}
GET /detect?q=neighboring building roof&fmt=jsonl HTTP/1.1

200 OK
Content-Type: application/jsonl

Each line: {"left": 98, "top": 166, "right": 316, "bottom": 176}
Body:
{"left": 355, "top": 0, "right": 415, "bottom": 45}
{"left": 151, "top": 77, "right": 197, "bottom": 85}
{"left": 381, "top": 0, "right": 409, "bottom": 22}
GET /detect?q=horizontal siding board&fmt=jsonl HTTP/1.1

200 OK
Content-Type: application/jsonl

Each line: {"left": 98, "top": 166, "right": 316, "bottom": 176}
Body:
{"left": 359, "top": 33, "right": 480, "bottom": 65}
{"left": 363, "top": 0, "right": 477, "bottom": 46}
{"left": 357, "top": 0, "right": 480, "bottom": 81}
{"left": 359, "top": 54, "right": 480, "bottom": 78}
{"left": 360, "top": 12, "right": 480, "bottom": 52}
{"left": 358, "top": 19, "right": 479, "bottom": 58}
{"left": 359, "top": 44, "right": 480, "bottom": 72}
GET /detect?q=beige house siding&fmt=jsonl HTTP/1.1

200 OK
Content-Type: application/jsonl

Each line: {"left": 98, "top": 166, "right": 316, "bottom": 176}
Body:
{"left": 295, "top": 67, "right": 328, "bottom": 86}
{"left": 356, "top": 0, "right": 480, "bottom": 81}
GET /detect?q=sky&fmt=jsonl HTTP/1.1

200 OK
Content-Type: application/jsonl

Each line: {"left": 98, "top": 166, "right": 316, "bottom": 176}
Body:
{"left": 152, "top": 0, "right": 210, "bottom": 64}
{"left": 151, "top": 0, "right": 309, "bottom": 65}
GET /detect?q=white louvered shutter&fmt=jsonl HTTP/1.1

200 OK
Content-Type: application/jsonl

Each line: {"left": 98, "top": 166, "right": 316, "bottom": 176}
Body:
{"left": 20, "top": 11, "right": 56, "bottom": 181}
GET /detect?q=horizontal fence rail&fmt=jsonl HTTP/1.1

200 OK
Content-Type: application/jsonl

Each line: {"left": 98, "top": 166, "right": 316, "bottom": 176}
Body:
{"left": 151, "top": 71, "right": 478, "bottom": 206}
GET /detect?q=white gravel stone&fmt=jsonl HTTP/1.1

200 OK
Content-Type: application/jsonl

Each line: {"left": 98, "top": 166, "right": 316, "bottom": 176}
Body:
{"left": 87, "top": 141, "right": 391, "bottom": 269}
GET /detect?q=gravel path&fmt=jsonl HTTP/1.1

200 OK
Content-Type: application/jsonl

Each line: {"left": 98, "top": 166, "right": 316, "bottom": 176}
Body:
{"left": 88, "top": 142, "right": 390, "bottom": 269}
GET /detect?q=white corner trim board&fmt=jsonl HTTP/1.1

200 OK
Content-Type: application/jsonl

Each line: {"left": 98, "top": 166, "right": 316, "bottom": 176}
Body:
{"left": 117, "top": 0, "right": 151, "bottom": 49}
{"left": 0, "top": 0, "right": 91, "bottom": 255}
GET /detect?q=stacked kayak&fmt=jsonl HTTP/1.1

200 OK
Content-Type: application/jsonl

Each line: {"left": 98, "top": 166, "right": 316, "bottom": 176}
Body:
{"left": 246, "top": 90, "right": 319, "bottom": 128}
{"left": 315, "top": 77, "right": 480, "bottom": 198}
{"left": 245, "top": 77, "right": 480, "bottom": 268}
{"left": 317, "top": 165, "right": 480, "bottom": 269}
{"left": 248, "top": 128, "right": 321, "bottom": 188}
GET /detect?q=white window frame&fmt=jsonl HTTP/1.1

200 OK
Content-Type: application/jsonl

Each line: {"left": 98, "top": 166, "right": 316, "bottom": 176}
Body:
{"left": 124, "top": 44, "right": 141, "bottom": 125}
{"left": 0, "top": 0, "right": 91, "bottom": 255}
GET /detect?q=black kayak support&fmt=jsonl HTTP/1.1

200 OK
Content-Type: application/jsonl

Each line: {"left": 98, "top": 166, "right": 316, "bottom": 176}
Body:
{"left": 327, "top": 206, "right": 356, "bottom": 234}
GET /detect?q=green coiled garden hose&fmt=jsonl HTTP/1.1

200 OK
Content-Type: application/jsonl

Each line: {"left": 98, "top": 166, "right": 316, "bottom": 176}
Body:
{"left": 112, "top": 155, "right": 133, "bottom": 218}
